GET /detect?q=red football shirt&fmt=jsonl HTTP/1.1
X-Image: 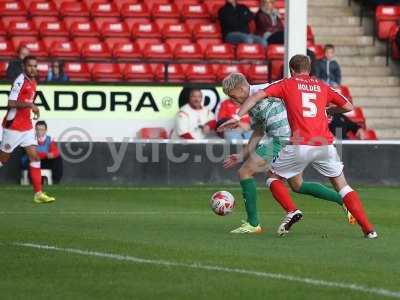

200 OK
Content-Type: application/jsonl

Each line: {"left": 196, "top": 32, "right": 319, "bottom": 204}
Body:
{"left": 264, "top": 74, "right": 349, "bottom": 145}
{"left": 2, "top": 73, "right": 37, "bottom": 131}
{"left": 217, "top": 99, "right": 250, "bottom": 124}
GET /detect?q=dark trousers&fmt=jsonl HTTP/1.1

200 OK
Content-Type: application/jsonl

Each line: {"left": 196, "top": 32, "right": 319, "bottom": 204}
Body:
{"left": 22, "top": 157, "right": 63, "bottom": 184}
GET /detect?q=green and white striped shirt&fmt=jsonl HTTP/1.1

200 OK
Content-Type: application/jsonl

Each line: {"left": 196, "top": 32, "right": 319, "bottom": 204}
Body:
{"left": 248, "top": 84, "right": 291, "bottom": 154}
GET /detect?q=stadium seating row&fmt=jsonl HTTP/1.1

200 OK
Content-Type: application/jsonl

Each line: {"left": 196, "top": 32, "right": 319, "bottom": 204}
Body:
{"left": 0, "top": 61, "right": 277, "bottom": 83}
{"left": 0, "top": 1, "right": 286, "bottom": 19}
{"left": 0, "top": 39, "right": 291, "bottom": 61}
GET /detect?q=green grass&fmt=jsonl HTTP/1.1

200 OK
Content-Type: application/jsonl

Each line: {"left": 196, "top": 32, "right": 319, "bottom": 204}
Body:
{"left": 0, "top": 185, "right": 400, "bottom": 300}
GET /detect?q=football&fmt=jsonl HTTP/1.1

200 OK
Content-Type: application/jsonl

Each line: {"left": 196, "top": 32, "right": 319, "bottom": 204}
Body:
{"left": 210, "top": 191, "right": 235, "bottom": 216}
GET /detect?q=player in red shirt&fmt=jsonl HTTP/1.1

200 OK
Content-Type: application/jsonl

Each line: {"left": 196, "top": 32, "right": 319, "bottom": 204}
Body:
{"left": 219, "top": 54, "right": 377, "bottom": 239}
{"left": 0, "top": 55, "right": 56, "bottom": 203}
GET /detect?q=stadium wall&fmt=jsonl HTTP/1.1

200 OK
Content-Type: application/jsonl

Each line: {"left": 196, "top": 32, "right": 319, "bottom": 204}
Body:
{"left": 1, "top": 141, "right": 399, "bottom": 186}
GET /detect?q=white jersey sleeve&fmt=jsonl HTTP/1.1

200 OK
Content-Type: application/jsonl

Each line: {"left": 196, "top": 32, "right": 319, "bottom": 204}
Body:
{"left": 9, "top": 74, "right": 25, "bottom": 101}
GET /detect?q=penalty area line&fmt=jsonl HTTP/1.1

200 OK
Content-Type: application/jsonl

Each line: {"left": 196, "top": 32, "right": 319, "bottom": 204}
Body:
{"left": 12, "top": 242, "right": 400, "bottom": 299}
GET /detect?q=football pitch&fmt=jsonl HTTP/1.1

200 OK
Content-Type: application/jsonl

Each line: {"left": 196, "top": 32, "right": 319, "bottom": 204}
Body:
{"left": 0, "top": 185, "right": 399, "bottom": 300}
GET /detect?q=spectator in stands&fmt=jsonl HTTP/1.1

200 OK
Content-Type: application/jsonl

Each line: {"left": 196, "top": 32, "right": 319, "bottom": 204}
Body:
{"left": 217, "top": 98, "right": 252, "bottom": 141}
{"left": 172, "top": 89, "right": 216, "bottom": 139}
{"left": 255, "top": 0, "right": 284, "bottom": 45}
{"left": 218, "top": 0, "right": 266, "bottom": 46}
{"left": 6, "top": 46, "right": 30, "bottom": 83}
{"left": 315, "top": 44, "right": 342, "bottom": 87}
{"left": 47, "top": 60, "right": 69, "bottom": 82}
{"left": 20, "top": 121, "right": 63, "bottom": 184}
{"left": 329, "top": 113, "right": 366, "bottom": 140}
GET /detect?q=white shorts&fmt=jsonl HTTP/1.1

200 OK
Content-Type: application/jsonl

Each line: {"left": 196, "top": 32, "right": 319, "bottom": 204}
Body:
{"left": 271, "top": 144, "right": 344, "bottom": 179}
{"left": 0, "top": 128, "right": 37, "bottom": 153}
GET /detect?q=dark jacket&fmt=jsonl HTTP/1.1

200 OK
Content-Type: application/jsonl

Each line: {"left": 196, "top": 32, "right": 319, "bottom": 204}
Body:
{"left": 6, "top": 59, "right": 23, "bottom": 83}
{"left": 218, "top": 3, "right": 254, "bottom": 39}
{"left": 315, "top": 58, "right": 342, "bottom": 86}
{"left": 255, "top": 9, "right": 284, "bottom": 36}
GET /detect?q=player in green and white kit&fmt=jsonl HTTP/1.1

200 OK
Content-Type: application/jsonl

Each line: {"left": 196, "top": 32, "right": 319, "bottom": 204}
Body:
{"left": 222, "top": 73, "right": 354, "bottom": 233}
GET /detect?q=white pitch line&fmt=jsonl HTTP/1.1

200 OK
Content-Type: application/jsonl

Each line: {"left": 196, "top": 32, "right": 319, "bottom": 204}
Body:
{"left": 13, "top": 242, "right": 400, "bottom": 299}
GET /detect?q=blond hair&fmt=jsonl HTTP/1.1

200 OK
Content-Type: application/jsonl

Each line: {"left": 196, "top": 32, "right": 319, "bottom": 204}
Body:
{"left": 222, "top": 72, "right": 249, "bottom": 95}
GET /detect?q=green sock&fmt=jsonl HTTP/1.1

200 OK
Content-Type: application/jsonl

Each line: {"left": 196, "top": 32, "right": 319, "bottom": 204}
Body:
{"left": 240, "top": 178, "right": 259, "bottom": 226}
{"left": 299, "top": 182, "right": 343, "bottom": 205}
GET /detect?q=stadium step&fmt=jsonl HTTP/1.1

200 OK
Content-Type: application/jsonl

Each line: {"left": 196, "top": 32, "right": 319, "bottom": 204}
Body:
{"left": 313, "top": 26, "right": 364, "bottom": 36}
{"left": 308, "top": 7, "right": 353, "bottom": 16}
{"left": 334, "top": 45, "right": 386, "bottom": 57}
{"left": 374, "top": 128, "right": 400, "bottom": 139}
{"left": 341, "top": 66, "right": 392, "bottom": 76}
{"left": 350, "top": 87, "right": 400, "bottom": 97}
{"left": 308, "top": 0, "right": 349, "bottom": 6}
{"left": 343, "top": 76, "right": 400, "bottom": 86}
{"left": 308, "top": 16, "right": 360, "bottom": 26}
{"left": 315, "top": 36, "right": 374, "bottom": 46}
{"left": 335, "top": 56, "right": 386, "bottom": 66}
{"left": 367, "top": 118, "right": 400, "bottom": 128}
{"left": 353, "top": 97, "right": 400, "bottom": 108}
{"left": 363, "top": 108, "right": 400, "bottom": 118}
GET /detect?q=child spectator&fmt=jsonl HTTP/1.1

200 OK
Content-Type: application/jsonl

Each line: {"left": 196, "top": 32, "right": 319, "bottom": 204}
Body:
{"left": 315, "top": 44, "right": 342, "bottom": 87}
{"left": 47, "top": 60, "right": 69, "bottom": 82}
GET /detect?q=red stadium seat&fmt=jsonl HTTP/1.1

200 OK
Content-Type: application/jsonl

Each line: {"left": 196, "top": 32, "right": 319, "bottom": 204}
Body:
{"left": 138, "top": 127, "right": 168, "bottom": 139}
{"left": 143, "top": 43, "right": 173, "bottom": 60}
{"left": 64, "top": 62, "right": 91, "bottom": 81}
{"left": 0, "top": 21, "right": 6, "bottom": 36}
{"left": 114, "top": 0, "right": 141, "bottom": 10}
{"left": 206, "top": 1, "right": 225, "bottom": 18}
{"left": 0, "top": 1, "right": 26, "bottom": 16}
{"left": 185, "top": 64, "right": 216, "bottom": 83}
{"left": 247, "top": 64, "right": 269, "bottom": 84}
{"left": 174, "top": 43, "right": 203, "bottom": 60}
{"left": 154, "top": 18, "right": 181, "bottom": 29}
{"left": 37, "top": 61, "right": 49, "bottom": 79}
{"left": 193, "top": 23, "right": 221, "bottom": 39}
{"left": 307, "top": 44, "right": 324, "bottom": 60}
{"left": 59, "top": 1, "right": 89, "bottom": 17}
{"left": 74, "top": 37, "right": 101, "bottom": 49}
{"left": 181, "top": 4, "right": 210, "bottom": 19}
{"left": 8, "top": 20, "right": 37, "bottom": 36}
{"left": 375, "top": 5, "right": 400, "bottom": 40}
{"left": 215, "top": 64, "right": 247, "bottom": 80}
{"left": 101, "top": 22, "right": 130, "bottom": 38}
{"left": 120, "top": 2, "right": 149, "bottom": 18}
{"left": 266, "top": 44, "right": 285, "bottom": 80}
{"left": 0, "top": 40, "right": 15, "bottom": 58}
{"left": 205, "top": 43, "right": 234, "bottom": 60}
{"left": 32, "top": 16, "right": 59, "bottom": 29}
{"left": 162, "top": 23, "right": 191, "bottom": 39}
{"left": 105, "top": 37, "right": 131, "bottom": 49}
{"left": 184, "top": 19, "right": 212, "bottom": 31}
{"left": 92, "top": 63, "right": 122, "bottom": 82}
{"left": 93, "top": 17, "right": 121, "bottom": 30}
{"left": 81, "top": 42, "right": 111, "bottom": 60}
{"left": 70, "top": 21, "right": 99, "bottom": 37}
{"left": 20, "top": 40, "right": 47, "bottom": 57}
{"left": 29, "top": 1, "right": 58, "bottom": 16}
{"left": 42, "top": 36, "right": 69, "bottom": 49}
{"left": 11, "top": 36, "right": 38, "bottom": 49}
{"left": 146, "top": 0, "right": 171, "bottom": 7}
{"left": 124, "top": 63, "right": 154, "bottom": 82}
{"left": 39, "top": 21, "right": 69, "bottom": 37}
{"left": 175, "top": 0, "right": 200, "bottom": 10}
{"left": 91, "top": 2, "right": 119, "bottom": 17}
{"left": 132, "top": 22, "right": 161, "bottom": 39}
{"left": 165, "top": 38, "right": 192, "bottom": 51}
{"left": 361, "top": 129, "right": 378, "bottom": 140}
{"left": 344, "top": 107, "right": 366, "bottom": 128}
{"left": 154, "top": 63, "right": 186, "bottom": 82}
{"left": 196, "top": 38, "right": 223, "bottom": 52}
{"left": 49, "top": 41, "right": 80, "bottom": 59}
{"left": 236, "top": 44, "right": 265, "bottom": 60}
{"left": 82, "top": 0, "right": 108, "bottom": 8}
{"left": 112, "top": 42, "right": 142, "bottom": 60}
{"left": 63, "top": 17, "right": 90, "bottom": 29}
{"left": 0, "top": 61, "right": 8, "bottom": 77}
{"left": 135, "top": 38, "right": 162, "bottom": 49}
{"left": 152, "top": 3, "right": 180, "bottom": 19}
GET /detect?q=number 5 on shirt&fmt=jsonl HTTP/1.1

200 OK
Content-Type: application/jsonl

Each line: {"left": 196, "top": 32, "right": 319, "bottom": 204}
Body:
{"left": 302, "top": 92, "right": 317, "bottom": 118}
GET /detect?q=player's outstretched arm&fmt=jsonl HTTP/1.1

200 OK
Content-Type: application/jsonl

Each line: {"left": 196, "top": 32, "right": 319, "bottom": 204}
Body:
{"left": 237, "top": 90, "right": 267, "bottom": 118}
{"left": 218, "top": 91, "right": 267, "bottom": 131}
